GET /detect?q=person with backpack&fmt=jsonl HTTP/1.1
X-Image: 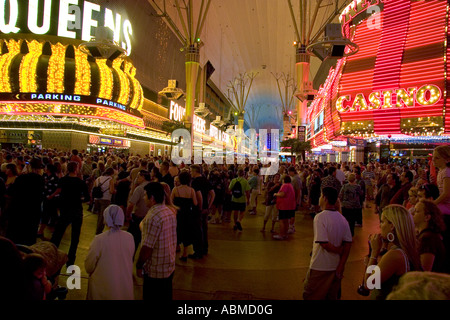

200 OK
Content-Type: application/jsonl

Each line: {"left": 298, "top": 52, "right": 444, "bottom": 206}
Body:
{"left": 338, "top": 173, "right": 363, "bottom": 237}
{"left": 228, "top": 168, "right": 251, "bottom": 231}
{"left": 92, "top": 168, "right": 115, "bottom": 235}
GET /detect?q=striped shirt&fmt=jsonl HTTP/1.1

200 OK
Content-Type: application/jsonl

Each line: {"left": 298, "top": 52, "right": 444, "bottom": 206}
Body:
{"left": 141, "top": 204, "right": 177, "bottom": 278}
{"left": 362, "top": 170, "right": 375, "bottom": 186}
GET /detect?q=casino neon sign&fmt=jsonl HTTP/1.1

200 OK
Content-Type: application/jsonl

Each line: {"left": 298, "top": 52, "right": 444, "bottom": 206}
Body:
{"left": 336, "top": 84, "right": 442, "bottom": 113}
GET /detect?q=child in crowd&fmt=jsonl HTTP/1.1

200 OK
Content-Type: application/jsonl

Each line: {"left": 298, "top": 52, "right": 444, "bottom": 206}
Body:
{"left": 24, "top": 253, "right": 53, "bottom": 300}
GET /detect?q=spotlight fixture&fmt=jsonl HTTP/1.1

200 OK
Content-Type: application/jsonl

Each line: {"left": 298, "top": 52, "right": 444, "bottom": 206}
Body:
{"left": 158, "top": 80, "right": 184, "bottom": 100}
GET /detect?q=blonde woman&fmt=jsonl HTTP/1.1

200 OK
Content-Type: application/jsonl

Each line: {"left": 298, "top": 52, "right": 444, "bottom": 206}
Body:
{"left": 406, "top": 187, "right": 419, "bottom": 216}
{"left": 365, "top": 204, "right": 421, "bottom": 300}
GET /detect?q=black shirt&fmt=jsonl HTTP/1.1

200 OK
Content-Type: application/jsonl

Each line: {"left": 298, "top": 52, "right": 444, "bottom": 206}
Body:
{"left": 58, "top": 176, "right": 89, "bottom": 211}
{"left": 418, "top": 229, "right": 446, "bottom": 273}
{"left": 192, "top": 176, "right": 213, "bottom": 210}
{"left": 43, "top": 173, "right": 59, "bottom": 197}
{"left": 9, "top": 173, "right": 44, "bottom": 212}
{"left": 161, "top": 173, "right": 174, "bottom": 190}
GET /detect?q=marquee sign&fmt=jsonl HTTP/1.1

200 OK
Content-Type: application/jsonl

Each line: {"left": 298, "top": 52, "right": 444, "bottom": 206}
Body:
{"left": 89, "top": 134, "right": 130, "bottom": 147}
{"left": 0, "top": 92, "right": 129, "bottom": 112}
{"left": 336, "top": 84, "right": 442, "bottom": 113}
{"left": 0, "top": 102, "right": 145, "bottom": 128}
{"left": 0, "top": 0, "right": 133, "bottom": 54}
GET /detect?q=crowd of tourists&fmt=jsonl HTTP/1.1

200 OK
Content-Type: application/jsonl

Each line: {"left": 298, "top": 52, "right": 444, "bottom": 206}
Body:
{"left": 0, "top": 144, "right": 449, "bottom": 300}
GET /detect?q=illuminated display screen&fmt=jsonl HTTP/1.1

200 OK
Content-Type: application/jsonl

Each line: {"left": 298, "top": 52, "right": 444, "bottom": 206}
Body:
{"left": 89, "top": 135, "right": 130, "bottom": 147}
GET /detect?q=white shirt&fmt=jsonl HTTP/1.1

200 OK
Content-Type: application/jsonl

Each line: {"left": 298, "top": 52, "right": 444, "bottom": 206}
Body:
{"left": 94, "top": 176, "right": 113, "bottom": 200}
{"left": 336, "top": 169, "right": 346, "bottom": 184}
{"left": 309, "top": 210, "right": 352, "bottom": 271}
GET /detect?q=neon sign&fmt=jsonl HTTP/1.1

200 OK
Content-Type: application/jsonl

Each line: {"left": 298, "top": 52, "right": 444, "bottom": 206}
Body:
{"left": 0, "top": 0, "right": 133, "bottom": 54}
{"left": 0, "top": 93, "right": 128, "bottom": 112}
{"left": 336, "top": 84, "right": 442, "bottom": 113}
{"left": 0, "top": 102, "right": 145, "bottom": 128}
{"left": 193, "top": 115, "right": 206, "bottom": 134}
{"left": 169, "top": 101, "right": 186, "bottom": 122}
{"left": 168, "top": 101, "right": 207, "bottom": 134}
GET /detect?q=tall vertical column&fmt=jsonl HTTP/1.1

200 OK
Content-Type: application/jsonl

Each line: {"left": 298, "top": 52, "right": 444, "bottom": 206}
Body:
{"left": 296, "top": 45, "right": 310, "bottom": 128}
{"left": 185, "top": 45, "right": 200, "bottom": 153}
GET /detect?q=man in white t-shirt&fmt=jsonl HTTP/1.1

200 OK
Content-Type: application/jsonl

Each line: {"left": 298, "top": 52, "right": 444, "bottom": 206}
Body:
{"left": 335, "top": 164, "right": 346, "bottom": 185}
{"left": 303, "top": 187, "right": 352, "bottom": 300}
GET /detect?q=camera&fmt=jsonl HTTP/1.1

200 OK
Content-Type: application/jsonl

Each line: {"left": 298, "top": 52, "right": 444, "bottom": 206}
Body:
{"left": 356, "top": 241, "right": 372, "bottom": 297}
{"left": 357, "top": 284, "right": 370, "bottom": 296}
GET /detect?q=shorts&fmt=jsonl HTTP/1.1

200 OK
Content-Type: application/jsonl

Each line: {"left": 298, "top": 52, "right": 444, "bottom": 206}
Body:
{"left": 278, "top": 209, "right": 295, "bottom": 220}
{"left": 264, "top": 205, "right": 278, "bottom": 221}
{"left": 231, "top": 202, "right": 246, "bottom": 212}
{"left": 303, "top": 269, "right": 341, "bottom": 300}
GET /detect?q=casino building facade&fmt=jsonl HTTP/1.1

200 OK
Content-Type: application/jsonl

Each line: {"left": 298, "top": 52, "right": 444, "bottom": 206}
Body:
{"left": 0, "top": 0, "right": 236, "bottom": 157}
{"left": 306, "top": 0, "right": 450, "bottom": 163}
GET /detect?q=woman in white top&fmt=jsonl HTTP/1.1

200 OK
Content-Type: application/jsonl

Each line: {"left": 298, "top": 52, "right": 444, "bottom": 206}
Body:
{"left": 93, "top": 167, "right": 115, "bottom": 235}
{"left": 85, "top": 205, "right": 134, "bottom": 300}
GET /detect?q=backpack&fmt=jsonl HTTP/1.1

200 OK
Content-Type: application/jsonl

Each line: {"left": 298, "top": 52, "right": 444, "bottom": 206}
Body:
{"left": 92, "top": 177, "right": 111, "bottom": 199}
{"left": 232, "top": 179, "right": 243, "bottom": 198}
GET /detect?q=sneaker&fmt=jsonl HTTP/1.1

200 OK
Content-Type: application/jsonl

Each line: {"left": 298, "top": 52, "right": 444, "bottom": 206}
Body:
{"left": 236, "top": 221, "right": 243, "bottom": 231}
{"left": 272, "top": 234, "right": 287, "bottom": 240}
{"left": 288, "top": 227, "right": 295, "bottom": 234}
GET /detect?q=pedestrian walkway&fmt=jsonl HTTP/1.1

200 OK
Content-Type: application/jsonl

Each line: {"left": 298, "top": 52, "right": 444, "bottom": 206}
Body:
{"left": 49, "top": 198, "right": 380, "bottom": 300}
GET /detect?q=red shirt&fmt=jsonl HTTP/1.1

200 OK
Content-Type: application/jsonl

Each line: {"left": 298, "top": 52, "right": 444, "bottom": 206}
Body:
{"left": 276, "top": 183, "right": 296, "bottom": 211}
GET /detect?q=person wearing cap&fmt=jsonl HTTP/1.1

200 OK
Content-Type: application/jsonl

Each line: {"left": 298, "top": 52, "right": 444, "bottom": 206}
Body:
{"left": 5, "top": 157, "right": 44, "bottom": 246}
{"left": 85, "top": 205, "right": 134, "bottom": 300}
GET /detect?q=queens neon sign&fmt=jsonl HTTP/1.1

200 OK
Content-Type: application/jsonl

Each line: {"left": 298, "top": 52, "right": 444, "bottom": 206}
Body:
{"left": 0, "top": 0, "right": 133, "bottom": 54}
{"left": 336, "top": 84, "right": 442, "bottom": 113}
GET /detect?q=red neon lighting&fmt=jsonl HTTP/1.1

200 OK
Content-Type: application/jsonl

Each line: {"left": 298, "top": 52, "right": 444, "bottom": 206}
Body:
{"left": 0, "top": 103, "right": 145, "bottom": 129}
{"left": 307, "top": 0, "right": 449, "bottom": 147}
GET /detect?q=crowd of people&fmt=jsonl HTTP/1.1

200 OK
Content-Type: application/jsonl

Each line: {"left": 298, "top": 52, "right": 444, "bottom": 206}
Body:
{"left": 0, "top": 144, "right": 449, "bottom": 300}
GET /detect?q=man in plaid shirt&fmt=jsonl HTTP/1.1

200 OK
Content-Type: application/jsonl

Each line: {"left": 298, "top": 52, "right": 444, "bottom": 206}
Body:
{"left": 136, "top": 182, "right": 177, "bottom": 300}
